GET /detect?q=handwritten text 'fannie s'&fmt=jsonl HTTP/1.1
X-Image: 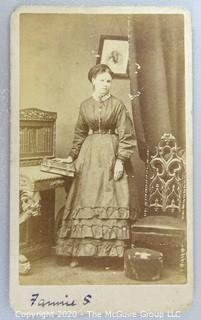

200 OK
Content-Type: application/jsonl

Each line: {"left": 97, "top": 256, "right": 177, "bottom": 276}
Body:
{"left": 30, "top": 293, "right": 92, "bottom": 307}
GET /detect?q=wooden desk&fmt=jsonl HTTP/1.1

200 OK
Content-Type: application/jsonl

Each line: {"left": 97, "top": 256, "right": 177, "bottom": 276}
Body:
{"left": 20, "top": 166, "right": 67, "bottom": 261}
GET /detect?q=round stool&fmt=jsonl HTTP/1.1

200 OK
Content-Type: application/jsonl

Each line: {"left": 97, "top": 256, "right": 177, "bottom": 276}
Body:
{"left": 124, "top": 248, "right": 163, "bottom": 281}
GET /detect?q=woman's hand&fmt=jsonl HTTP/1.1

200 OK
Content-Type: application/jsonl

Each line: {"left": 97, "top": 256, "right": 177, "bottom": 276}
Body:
{"left": 114, "top": 159, "right": 124, "bottom": 181}
{"left": 66, "top": 156, "right": 74, "bottom": 163}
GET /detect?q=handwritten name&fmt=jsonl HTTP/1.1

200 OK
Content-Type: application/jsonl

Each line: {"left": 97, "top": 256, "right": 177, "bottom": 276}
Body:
{"left": 30, "top": 293, "right": 92, "bottom": 308}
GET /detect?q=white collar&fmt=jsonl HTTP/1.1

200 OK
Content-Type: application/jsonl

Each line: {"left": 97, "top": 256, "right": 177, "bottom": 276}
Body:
{"left": 92, "top": 93, "right": 111, "bottom": 102}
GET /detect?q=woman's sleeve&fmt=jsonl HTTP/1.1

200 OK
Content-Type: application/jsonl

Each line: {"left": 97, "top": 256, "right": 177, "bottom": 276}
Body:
{"left": 116, "top": 104, "right": 136, "bottom": 162}
{"left": 68, "top": 105, "right": 89, "bottom": 160}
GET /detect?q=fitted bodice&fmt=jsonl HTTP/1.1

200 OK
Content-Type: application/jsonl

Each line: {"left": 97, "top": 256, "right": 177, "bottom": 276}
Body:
{"left": 69, "top": 95, "right": 135, "bottom": 162}
{"left": 81, "top": 96, "right": 126, "bottom": 132}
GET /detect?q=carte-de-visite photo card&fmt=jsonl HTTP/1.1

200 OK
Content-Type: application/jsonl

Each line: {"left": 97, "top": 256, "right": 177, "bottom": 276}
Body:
{"left": 10, "top": 5, "right": 193, "bottom": 316}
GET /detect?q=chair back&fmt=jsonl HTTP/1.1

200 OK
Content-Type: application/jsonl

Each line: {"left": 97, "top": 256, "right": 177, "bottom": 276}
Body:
{"left": 144, "top": 133, "right": 185, "bottom": 220}
{"left": 20, "top": 108, "right": 57, "bottom": 166}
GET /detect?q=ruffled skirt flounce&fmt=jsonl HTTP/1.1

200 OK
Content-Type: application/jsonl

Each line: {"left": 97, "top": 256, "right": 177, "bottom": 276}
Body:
{"left": 56, "top": 134, "right": 131, "bottom": 257}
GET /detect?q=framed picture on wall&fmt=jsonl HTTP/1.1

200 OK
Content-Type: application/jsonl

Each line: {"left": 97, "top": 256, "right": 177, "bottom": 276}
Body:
{"left": 97, "top": 35, "right": 129, "bottom": 78}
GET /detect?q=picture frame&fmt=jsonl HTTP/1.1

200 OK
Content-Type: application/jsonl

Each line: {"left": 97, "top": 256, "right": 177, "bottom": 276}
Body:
{"left": 97, "top": 35, "right": 129, "bottom": 78}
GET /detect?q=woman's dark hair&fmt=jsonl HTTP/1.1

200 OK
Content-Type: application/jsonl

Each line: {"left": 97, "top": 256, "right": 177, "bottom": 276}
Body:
{"left": 88, "top": 64, "right": 113, "bottom": 83}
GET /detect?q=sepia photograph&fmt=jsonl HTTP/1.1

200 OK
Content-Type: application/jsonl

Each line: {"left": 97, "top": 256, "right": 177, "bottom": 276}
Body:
{"left": 10, "top": 6, "right": 193, "bottom": 314}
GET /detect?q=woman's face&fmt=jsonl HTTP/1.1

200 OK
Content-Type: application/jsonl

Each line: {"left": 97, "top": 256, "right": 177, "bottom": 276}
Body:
{"left": 92, "top": 72, "right": 112, "bottom": 96}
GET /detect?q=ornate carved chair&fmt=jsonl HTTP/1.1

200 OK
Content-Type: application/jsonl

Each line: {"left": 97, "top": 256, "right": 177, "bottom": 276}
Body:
{"left": 131, "top": 133, "right": 186, "bottom": 273}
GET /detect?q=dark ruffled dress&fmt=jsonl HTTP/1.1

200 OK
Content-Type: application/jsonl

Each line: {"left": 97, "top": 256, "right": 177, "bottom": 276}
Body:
{"left": 56, "top": 95, "right": 136, "bottom": 257}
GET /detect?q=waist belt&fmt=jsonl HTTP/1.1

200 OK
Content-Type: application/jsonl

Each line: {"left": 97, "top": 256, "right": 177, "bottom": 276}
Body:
{"left": 92, "top": 129, "right": 115, "bottom": 135}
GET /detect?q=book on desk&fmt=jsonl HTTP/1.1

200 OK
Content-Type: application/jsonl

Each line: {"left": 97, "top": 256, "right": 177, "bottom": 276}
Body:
{"left": 40, "top": 158, "right": 76, "bottom": 177}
